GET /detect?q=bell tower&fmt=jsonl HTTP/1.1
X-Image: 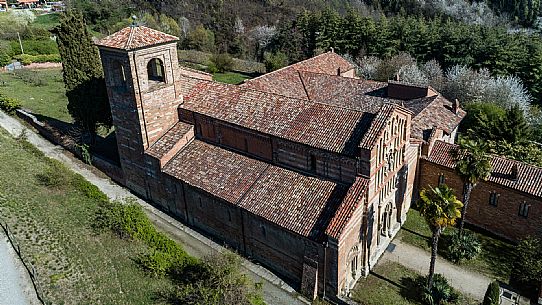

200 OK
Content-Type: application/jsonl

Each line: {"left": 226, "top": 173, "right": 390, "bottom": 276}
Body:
{"left": 96, "top": 25, "right": 181, "bottom": 196}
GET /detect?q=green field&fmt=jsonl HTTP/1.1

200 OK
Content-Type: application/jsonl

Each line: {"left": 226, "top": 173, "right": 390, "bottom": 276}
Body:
{"left": 397, "top": 209, "right": 515, "bottom": 282}
{"left": 0, "top": 128, "right": 174, "bottom": 304}
{"left": 33, "top": 13, "right": 60, "bottom": 29}
{"left": 351, "top": 261, "right": 477, "bottom": 305}
{"left": 0, "top": 68, "right": 70, "bottom": 123}
{"left": 213, "top": 71, "right": 252, "bottom": 84}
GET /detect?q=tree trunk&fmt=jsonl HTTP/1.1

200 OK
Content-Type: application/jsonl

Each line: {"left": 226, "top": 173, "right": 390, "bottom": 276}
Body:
{"left": 428, "top": 228, "right": 441, "bottom": 290}
{"left": 459, "top": 183, "right": 473, "bottom": 237}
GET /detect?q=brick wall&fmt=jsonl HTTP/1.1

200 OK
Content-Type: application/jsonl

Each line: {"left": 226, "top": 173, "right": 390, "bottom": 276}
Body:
{"left": 418, "top": 159, "right": 542, "bottom": 241}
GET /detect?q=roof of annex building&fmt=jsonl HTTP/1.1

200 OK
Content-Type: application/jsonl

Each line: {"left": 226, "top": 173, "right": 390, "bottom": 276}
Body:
{"left": 427, "top": 140, "right": 542, "bottom": 198}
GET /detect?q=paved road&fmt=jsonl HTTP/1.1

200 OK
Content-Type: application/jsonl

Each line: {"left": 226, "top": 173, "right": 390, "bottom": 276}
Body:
{"left": 0, "top": 233, "right": 40, "bottom": 305}
{"left": 0, "top": 110, "right": 307, "bottom": 305}
{"left": 381, "top": 239, "right": 491, "bottom": 300}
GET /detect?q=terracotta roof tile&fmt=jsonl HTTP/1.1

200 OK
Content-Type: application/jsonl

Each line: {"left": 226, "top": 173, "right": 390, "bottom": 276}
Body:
{"left": 427, "top": 141, "right": 542, "bottom": 198}
{"left": 359, "top": 103, "right": 397, "bottom": 149}
{"left": 182, "top": 82, "right": 371, "bottom": 155}
{"left": 96, "top": 26, "right": 178, "bottom": 51}
{"left": 409, "top": 96, "right": 466, "bottom": 140}
{"left": 146, "top": 122, "right": 193, "bottom": 159}
{"left": 161, "top": 140, "right": 361, "bottom": 238}
{"left": 242, "top": 52, "right": 354, "bottom": 99}
{"left": 325, "top": 177, "right": 369, "bottom": 239}
{"left": 163, "top": 140, "right": 268, "bottom": 203}
{"left": 239, "top": 166, "right": 344, "bottom": 238}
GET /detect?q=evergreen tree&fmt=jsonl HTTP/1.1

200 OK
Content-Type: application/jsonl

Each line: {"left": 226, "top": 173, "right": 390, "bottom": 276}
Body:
{"left": 502, "top": 104, "right": 532, "bottom": 143}
{"left": 482, "top": 281, "right": 501, "bottom": 305}
{"left": 53, "top": 10, "right": 111, "bottom": 144}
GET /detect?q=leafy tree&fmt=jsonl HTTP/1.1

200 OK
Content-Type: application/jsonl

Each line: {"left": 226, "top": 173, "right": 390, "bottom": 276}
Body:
{"left": 501, "top": 104, "right": 532, "bottom": 143}
{"left": 263, "top": 51, "right": 288, "bottom": 72}
{"left": 170, "top": 252, "right": 265, "bottom": 305}
{"left": 482, "top": 281, "right": 500, "bottom": 305}
{"left": 185, "top": 25, "right": 215, "bottom": 52}
{"left": 452, "top": 138, "right": 492, "bottom": 236}
{"left": 208, "top": 53, "right": 233, "bottom": 73}
{"left": 417, "top": 185, "right": 463, "bottom": 289}
{"left": 0, "top": 50, "right": 10, "bottom": 67}
{"left": 512, "top": 237, "right": 542, "bottom": 285}
{"left": 53, "top": 10, "right": 111, "bottom": 144}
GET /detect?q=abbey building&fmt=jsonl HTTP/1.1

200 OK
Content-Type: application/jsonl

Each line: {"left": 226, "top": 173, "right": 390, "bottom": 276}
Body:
{"left": 95, "top": 26, "right": 542, "bottom": 301}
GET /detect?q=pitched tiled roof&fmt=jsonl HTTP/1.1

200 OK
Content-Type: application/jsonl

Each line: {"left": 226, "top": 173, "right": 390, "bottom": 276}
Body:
{"left": 242, "top": 52, "right": 354, "bottom": 99}
{"left": 300, "top": 71, "right": 392, "bottom": 112}
{"left": 325, "top": 177, "right": 369, "bottom": 239}
{"left": 182, "top": 81, "right": 371, "bottom": 155}
{"left": 409, "top": 96, "right": 466, "bottom": 140}
{"left": 238, "top": 166, "right": 345, "bottom": 238}
{"left": 359, "top": 103, "right": 397, "bottom": 149}
{"left": 96, "top": 26, "right": 178, "bottom": 51}
{"left": 147, "top": 121, "right": 193, "bottom": 159}
{"left": 163, "top": 140, "right": 269, "bottom": 203}
{"left": 427, "top": 141, "right": 542, "bottom": 198}
{"left": 161, "top": 139, "right": 366, "bottom": 238}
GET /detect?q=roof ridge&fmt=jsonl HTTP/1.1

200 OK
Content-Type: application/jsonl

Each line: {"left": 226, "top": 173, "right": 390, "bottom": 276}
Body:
{"left": 125, "top": 26, "right": 136, "bottom": 50}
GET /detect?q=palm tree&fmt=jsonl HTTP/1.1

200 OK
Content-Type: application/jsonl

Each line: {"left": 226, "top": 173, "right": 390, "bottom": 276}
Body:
{"left": 418, "top": 184, "right": 463, "bottom": 289}
{"left": 452, "top": 137, "right": 492, "bottom": 236}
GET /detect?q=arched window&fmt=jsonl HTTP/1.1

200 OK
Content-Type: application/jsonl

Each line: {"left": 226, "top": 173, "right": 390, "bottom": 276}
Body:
{"left": 147, "top": 58, "right": 165, "bottom": 83}
{"left": 111, "top": 60, "right": 127, "bottom": 88}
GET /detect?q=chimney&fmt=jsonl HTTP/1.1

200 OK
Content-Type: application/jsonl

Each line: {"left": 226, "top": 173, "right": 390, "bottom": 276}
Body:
{"left": 452, "top": 99, "right": 460, "bottom": 114}
{"left": 511, "top": 163, "right": 519, "bottom": 181}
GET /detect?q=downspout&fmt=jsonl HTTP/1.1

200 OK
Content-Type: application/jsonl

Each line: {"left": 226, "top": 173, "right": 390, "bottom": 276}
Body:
{"left": 322, "top": 240, "right": 328, "bottom": 299}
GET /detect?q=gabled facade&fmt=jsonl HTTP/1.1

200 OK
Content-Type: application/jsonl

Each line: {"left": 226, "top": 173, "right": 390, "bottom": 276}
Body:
{"left": 96, "top": 26, "right": 469, "bottom": 300}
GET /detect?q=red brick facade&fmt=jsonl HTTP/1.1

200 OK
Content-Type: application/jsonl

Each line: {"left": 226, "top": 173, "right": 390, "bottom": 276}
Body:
{"left": 96, "top": 26, "right": 489, "bottom": 301}
{"left": 419, "top": 141, "right": 542, "bottom": 242}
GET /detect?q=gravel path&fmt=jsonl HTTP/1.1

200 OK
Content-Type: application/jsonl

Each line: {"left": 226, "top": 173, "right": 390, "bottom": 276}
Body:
{"left": 0, "top": 232, "right": 40, "bottom": 305}
{"left": 0, "top": 110, "right": 307, "bottom": 305}
{"left": 381, "top": 239, "right": 492, "bottom": 300}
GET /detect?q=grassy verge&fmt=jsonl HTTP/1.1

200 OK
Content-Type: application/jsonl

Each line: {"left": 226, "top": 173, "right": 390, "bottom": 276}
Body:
{"left": 0, "top": 68, "right": 70, "bottom": 123}
{"left": 351, "top": 261, "right": 477, "bottom": 305}
{"left": 397, "top": 209, "right": 515, "bottom": 282}
{"left": 213, "top": 71, "right": 251, "bottom": 85}
{"left": 0, "top": 128, "right": 173, "bottom": 304}
{"left": 33, "top": 13, "right": 60, "bottom": 30}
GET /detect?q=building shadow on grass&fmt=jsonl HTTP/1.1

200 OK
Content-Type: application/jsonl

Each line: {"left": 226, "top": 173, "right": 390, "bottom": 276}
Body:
{"left": 31, "top": 113, "right": 120, "bottom": 165}
{"left": 370, "top": 270, "right": 423, "bottom": 303}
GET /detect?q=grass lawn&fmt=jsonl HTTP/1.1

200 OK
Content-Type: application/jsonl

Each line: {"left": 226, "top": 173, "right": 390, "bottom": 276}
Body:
{"left": 0, "top": 128, "right": 174, "bottom": 304}
{"left": 33, "top": 13, "right": 60, "bottom": 29}
{"left": 397, "top": 209, "right": 515, "bottom": 282}
{"left": 213, "top": 71, "right": 252, "bottom": 84}
{"left": 351, "top": 261, "right": 477, "bottom": 305}
{"left": 0, "top": 68, "right": 70, "bottom": 123}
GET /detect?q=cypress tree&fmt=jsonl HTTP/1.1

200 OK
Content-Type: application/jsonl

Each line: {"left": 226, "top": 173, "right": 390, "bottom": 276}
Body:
{"left": 53, "top": 10, "right": 111, "bottom": 144}
{"left": 482, "top": 281, "right": 500, "bottom": 305}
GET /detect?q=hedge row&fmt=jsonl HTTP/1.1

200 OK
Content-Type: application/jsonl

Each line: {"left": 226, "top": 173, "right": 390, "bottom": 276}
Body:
{"left": 14, "top": 53, "right": 61, "bottom": 65}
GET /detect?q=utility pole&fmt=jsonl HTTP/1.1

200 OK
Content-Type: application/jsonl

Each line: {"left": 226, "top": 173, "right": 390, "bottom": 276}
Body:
{"left": 17, "top": 32, "right": 24, "bottom": 55}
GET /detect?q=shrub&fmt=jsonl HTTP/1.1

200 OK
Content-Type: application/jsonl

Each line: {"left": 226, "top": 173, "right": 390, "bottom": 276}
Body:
{"left": 421, "top": 274, "right": 459, "bottom": 305}
{"left": 136, "top": 248, "right": 175, "bottom": 277}
{"left": 14, "top": 53, "right": 61, "bottom": 66}
{"left": 446, "top": 231, "right": 482, "bottom": 263}
{"left": 0, "top": 50, "right": 10, "bottom": 67}
{"left": 0, "top": 93, "right": 21, "bottom": 114}
{"left": 36, "top": 159, "right": 72, "bottom": 189}
{"left": 263, "top": 51, "right": 288, "bottom": 72}
{"left": 10, "top": 39, "right": 59, "bottom": 56}
{"left": 94, "top": 200, "right": 192, "bottom": 272}
{"left": 12, "top": 68, "right": 49, "bottom": 86}
{"left": 482, "top": 281, "right": 500, "bottom": 305}
{"left": 71, "top": 174, "right": 108, "bottom": 203}
{"left": 209, "top": 53, "right": 234, "bottom": 73}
